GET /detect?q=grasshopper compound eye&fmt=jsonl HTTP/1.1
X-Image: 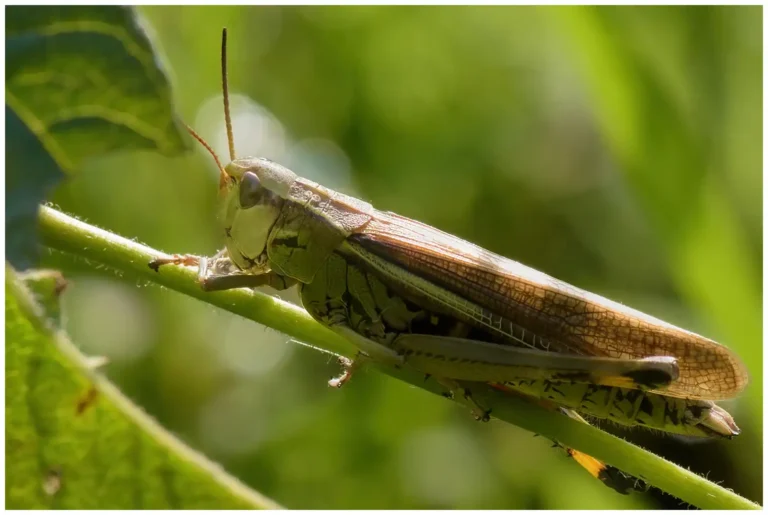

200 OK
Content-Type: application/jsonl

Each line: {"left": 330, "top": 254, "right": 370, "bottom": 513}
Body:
{"left": 239, "top": 171, "right": 263, "bottom": 209}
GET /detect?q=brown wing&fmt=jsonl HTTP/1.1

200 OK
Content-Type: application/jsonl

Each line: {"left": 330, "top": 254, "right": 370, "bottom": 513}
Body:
{"left": 351, "top": 211, "right": 748, "bottom": 400}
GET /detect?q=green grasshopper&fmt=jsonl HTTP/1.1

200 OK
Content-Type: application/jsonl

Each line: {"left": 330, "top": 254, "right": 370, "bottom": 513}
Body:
{"left": 151, "top": 29, "right": 748, "bottom": 493}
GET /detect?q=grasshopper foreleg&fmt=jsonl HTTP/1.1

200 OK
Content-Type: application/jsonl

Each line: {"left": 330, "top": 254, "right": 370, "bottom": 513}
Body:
{"left": 197, "top": 265, "right": 297, "bottom": 292}
{"left": 150, "top": 252, "right": 297, "bottom": 292}
{"left": 148, "top": 253, "right": 202, "bottom": 271}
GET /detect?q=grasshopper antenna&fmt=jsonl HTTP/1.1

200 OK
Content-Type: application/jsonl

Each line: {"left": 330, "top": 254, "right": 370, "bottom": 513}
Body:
{"left": 183, "top": 29, "right": 233, "bottom": 190}
{"left": 221, "top": 27, "right": 236, "bottom": 161}
{"left": 184, "top": 124, "right": 228, "bottom": 188}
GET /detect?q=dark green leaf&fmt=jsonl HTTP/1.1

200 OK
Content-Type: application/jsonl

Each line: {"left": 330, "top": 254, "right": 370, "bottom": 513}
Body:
{"left": 6, "top": 107, "right": 65, "bottom": 270}
{"left": 5, "top": 5, "right": 188, "bottom": 269}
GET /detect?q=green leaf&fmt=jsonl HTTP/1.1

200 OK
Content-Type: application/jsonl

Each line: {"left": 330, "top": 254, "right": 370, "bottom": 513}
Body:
{"left": 5, "top": 5, "right": 188, "bottom": 270}
{"left": 6, "top": 266, "right": 281, "bottom": 509}
{"left": 5, "top": 107, "right": 66, "bottom": 271}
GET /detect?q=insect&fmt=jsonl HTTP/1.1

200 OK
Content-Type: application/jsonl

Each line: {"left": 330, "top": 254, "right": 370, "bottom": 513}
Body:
{"left": 150, "top": 29, "right": 748, "bottom": 492}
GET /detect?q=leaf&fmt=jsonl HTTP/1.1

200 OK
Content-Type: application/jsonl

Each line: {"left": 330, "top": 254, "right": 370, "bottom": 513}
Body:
{"left": 5, "top": 5, "right": 188, "bottom": 270}
{"left": 5, "top": 266, "right": 281, "bottom": 509}
{"left": 14, "top": 269, "right": 68, "bottom": 326}
{"left": 5, "top": 108, "right": 66, "bottom": 271}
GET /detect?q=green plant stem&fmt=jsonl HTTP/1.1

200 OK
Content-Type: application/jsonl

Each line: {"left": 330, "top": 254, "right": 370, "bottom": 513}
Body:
{"left": 37, "top": 205, "right": 760, "bottom": 510}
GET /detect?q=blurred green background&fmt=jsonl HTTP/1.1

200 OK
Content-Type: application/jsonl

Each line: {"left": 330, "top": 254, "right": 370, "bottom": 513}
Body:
{"left": 43, "top": 6, "right": 761, "bottom": 509}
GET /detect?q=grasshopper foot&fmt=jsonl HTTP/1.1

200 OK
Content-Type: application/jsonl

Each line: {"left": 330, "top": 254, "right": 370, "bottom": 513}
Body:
{"left": 149, "top": 254, "right": 200, "bottom": 271}
{"left": 328, "top": 356, "right": 364, "bottom": 388}
{"left": 437, "top": 378, "right": 492, "bottom": 422}
{"left": 468, "top": 398, "right": 492, "bottom": 422}
{"left": 473, "top": 407, "right": 492, "bottom": 423}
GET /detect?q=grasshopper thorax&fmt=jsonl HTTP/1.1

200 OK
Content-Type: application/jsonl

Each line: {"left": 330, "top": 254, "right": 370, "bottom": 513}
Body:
{"left": 219, "top": 157, "right": 297, "bottom": 272}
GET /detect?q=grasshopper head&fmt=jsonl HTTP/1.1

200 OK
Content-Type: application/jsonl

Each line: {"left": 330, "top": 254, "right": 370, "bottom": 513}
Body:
{"left": 224, "top": 158, "right": 296, "bottom": 198}
{"left": 218, "top": 158, "right": 297, "bottom": 271}
{"left": 188, "top": 29, "right": 300, "bottom": 272}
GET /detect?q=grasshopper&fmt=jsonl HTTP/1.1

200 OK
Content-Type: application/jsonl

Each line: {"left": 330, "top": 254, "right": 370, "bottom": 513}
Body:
{"left": 151, "top": 29, "right": 748, "bottom": 493}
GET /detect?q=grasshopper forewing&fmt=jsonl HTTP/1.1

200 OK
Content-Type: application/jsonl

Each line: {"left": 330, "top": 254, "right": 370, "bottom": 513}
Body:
{"left": 347, "top": 212, "right": 749, "bottom": 401}
{"left": 150, "top": 28, "right": 749, "bottom": 493}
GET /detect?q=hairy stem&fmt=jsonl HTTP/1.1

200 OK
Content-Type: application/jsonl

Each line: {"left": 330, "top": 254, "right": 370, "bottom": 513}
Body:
{"left": 37, "top": 205, "right": 760, "bottom": 510}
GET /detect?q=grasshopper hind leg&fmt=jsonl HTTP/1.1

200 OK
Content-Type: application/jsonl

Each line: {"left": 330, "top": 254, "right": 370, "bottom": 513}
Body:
{"left": 437, "top": 378, "right": 492, "bottom": 422}
{"left": 561, "top": 442, "right": 644, "bottom": 495}
{"left": 492, "top": 383, "right": 645, "bottom": 494}
{"left": 557, "top": 407, "right": 646, "bottom": 494}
